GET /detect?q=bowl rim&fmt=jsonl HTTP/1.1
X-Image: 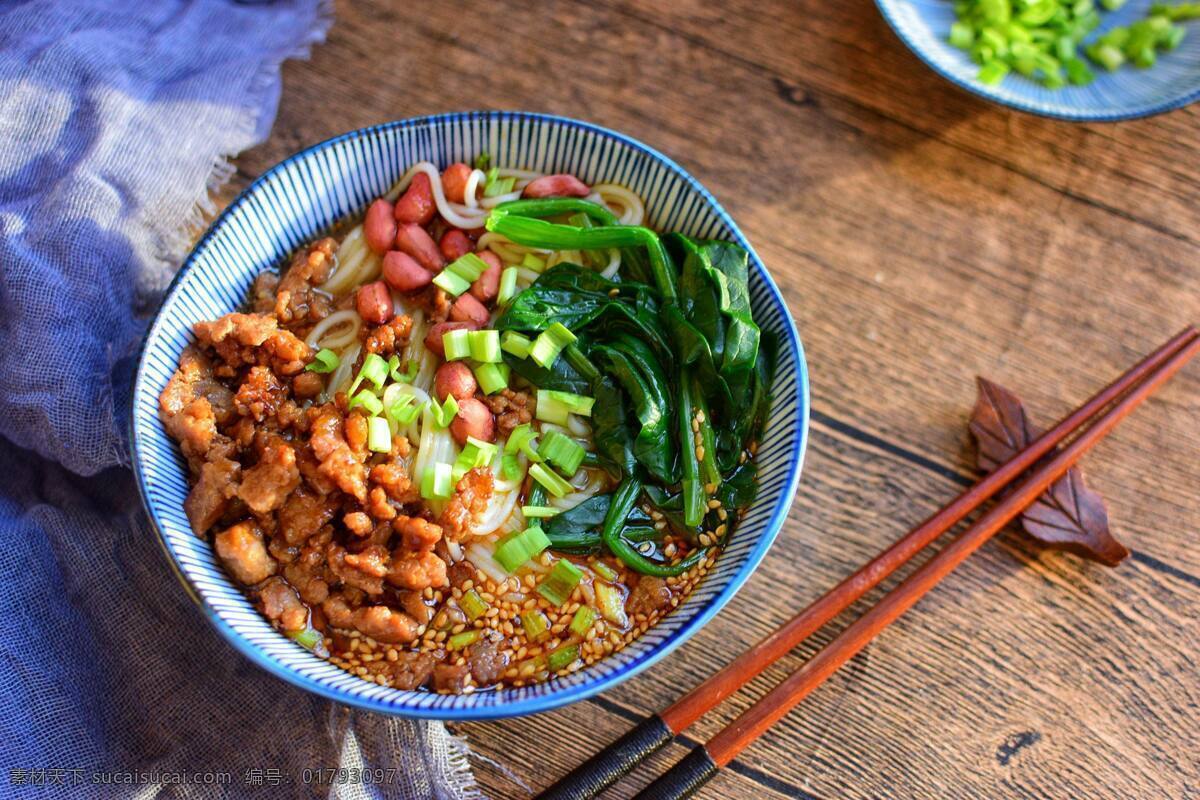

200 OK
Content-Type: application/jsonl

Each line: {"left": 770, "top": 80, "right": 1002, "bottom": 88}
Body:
{"left": 874, "top": 0, "right": 1200, "bottom": 122}
{"left": 130, "top": 110, "right": 811, "bottom": 719}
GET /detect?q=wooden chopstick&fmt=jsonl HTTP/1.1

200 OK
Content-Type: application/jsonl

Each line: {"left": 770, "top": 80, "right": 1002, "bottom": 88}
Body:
{"left": 536, "top": 326, "right": 1199, "bottom": 800}
{"left": 632, "top": 329, "right": 1200, "bottom": 800}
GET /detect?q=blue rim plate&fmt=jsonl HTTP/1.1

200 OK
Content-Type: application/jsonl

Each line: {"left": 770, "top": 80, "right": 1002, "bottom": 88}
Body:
{"left": 876, "top": 0, "right": 1200, "bottom": 121}
{"left": 130, "top": 111, "right": 810, "bottom": 720}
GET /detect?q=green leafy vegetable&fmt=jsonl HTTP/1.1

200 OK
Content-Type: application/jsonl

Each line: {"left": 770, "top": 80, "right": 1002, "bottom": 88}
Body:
{"left": 601, "top": 478, "right": 709, "bottom": 576}
{"left": 593, "top": 338, "right": 676, "bottom": 484}
{"left": 493, "top": 198, "right": 620, "bottom": 226}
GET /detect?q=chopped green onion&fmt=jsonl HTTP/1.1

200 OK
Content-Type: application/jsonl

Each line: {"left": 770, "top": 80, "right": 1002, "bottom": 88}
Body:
{"left": 1152, "top": 3, "right": 1200, "bottom": 21}
{"left": 522, "top": 253, "right": 546, "bottom": 272}
{"left": 384, "top": 389, "right": 424, "bottom": 427}
{"left": 547, "top": 643, "right": 579, "bottom": 672}
{"left": 432, "top": 252, "right": 490, "bottom": 297}
{"left": 568, "top": 607, "right": 595, "bottom": 637}
{"left": 347, "top": 389, "right": 383, "bottom": 416}
{"left": 432, "top": 268, "right": 471, "bottom": 297}
{"left": 451, "top": 252, "right": 489, "bottom": 282}
{"left": 429, "top": 394, "right": 459, "bottom": 429}
{"left": 529, "top": 462, "right": 573, "bottom": 498}
{"left": 538, "top": 429, "right": 586, "bottom": 476}
{"left": 949, "top": 21, "right": 976, "bottom": 48}
{"left": 497, "top": 266, "right": 520, "bottom": 306}
{"left": 978, "top": 59, "right": 1010, "bottom": 84}
{"left": 367, "top": 416, "right": 391, "bottom": 453}
{"left": 594, "top": 580, "right": 628, "bottom": 627}
{"left": 453, "top": 436, "right": 498, "bottom": 482}
{"left": 537, "top": 558, "right": 583, "bottom": 606}
{"left": 521, "top": 505, "right": 560, "bottom": 518}
{"left": 387, "top": 355, "right": 418, "bottom": 383}
{"left": 442, "top": 328, "right": 472, "bottom": 361}
{"left": 469, "top": 329, "right": 502, "bottom": 363}
{"left": 946, "top": 0, "right": 1185, "bottom": 89}
{"left": 529, "top": 322, "right": 577, "bottom": 368}
{"left": 287, "top": 628, "right": 323, "bottom": 651}
{"left": 1087, "top": 41, "right": 1125, "bottom": 69}
{"left": 504, "top": 423, "right": 541, "bottom": 461}
{"left": 501, "top": 453, "right": 524, "bottom": 481}
{"left": 396, "top": 400, "right": 425, "bottom": 425}
{"left": 484, "top": 175, "right": 517, "bottom": 197}
{"left": 535, "top": 389, "right": 594, "bottom": 425}
{"left": 473, "top": 361, "right": 509, "bottom": 395}
{"left": 460, "top": 589, "right": 489, "bottom": 621}
{"left": 420, "top": 462, "right": 454, "bottom": 500}
{"left": 349, "top": 352, "right": 389, "bottom": 395}
{"left": 447, "top": 629, "right": 482, "bottom": 651}
{"left": 474, "top": 152, "right": 491, "bottom": 171}
{"left": 1064, "top": 56, "right": 1095, "bottom": 84}
{"left": 521, "top": 609, "right": 549, "bottom": 640}
{"left": 494, "top": 525, "right": 551, "bottom": 573}
{"left": 1162, "top": 23, "right": 1187, "bottom": 48}
{"left": 592, "top": 561, "right": 619, "bottom": 582}
{"left": 500, "top": 330, "right": 531, "bottom": 359}
{"left": 535, "top": 394, "right": 569, "bottom": 426}
{"left": 305, "top": 348, "right": 339, "bottom": 373}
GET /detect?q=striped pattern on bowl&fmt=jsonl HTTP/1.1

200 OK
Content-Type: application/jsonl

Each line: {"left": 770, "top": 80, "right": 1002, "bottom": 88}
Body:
{"left": 131, "top": 112, "right": 810, "bottom": 720}
{"left": 876, "top": 0, "right": 1200, "bottom": 121}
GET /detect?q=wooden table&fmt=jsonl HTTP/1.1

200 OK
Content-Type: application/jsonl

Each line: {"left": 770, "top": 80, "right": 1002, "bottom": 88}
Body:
{"left": 225, "top": 2, "right": 1200, "bottom": 797}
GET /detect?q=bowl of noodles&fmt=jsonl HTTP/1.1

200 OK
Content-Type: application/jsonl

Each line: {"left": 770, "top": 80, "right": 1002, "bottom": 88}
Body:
{"left": 131, "top": 112, "right": 809, "bottom": 719}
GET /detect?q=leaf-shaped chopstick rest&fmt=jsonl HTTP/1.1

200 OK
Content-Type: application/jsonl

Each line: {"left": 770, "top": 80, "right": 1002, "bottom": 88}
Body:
{"left": 970, "top": 377, "right": 1130, "bottom": 566}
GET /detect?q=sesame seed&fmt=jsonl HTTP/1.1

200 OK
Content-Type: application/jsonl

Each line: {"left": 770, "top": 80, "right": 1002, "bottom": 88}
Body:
{"left": 707, "top": 499, "right": 721, "bottom": 509}
{"left": 695, "top": 445, "right": 705, "bottom": 461}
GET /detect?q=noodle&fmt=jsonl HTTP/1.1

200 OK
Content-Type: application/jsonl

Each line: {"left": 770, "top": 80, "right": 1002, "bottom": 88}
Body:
{"left": 477, "top": 232, "right": 547, "bottom": 265}
{"left": 566, "top": 414, "right": 593, "bottom": 438}
{"left": 478, "top": 189, "right": 523, "bottom": 208}
{"left": 462, "top": 168, "right": 486, "bottom": 208}
{"left": 326, "top": 342, "right": 360, "bottom": 400}
{"left": 551, "top": 468, "right": 606, "bottom": 512}
{"left": 594, "top": 183, "right": 646, "bottom": 226}
{"left": 495, "top": 167, "right": 543, "bottom": 187}
{"left": 304, "top": 309, "right": 361, "bottom": 351}
{"left": 472, "top": 486, "right": 520, "bottom": 537}
{"left": 599, "top": 249, "right": 622, "bottom": 280}
{"left": 465, "top": 541, "right": 508, "bottom": 584}
{"left": 321, "top": 226, "right": 373, "bottom": 295}
{"left": 385, "top": 162, "right": 490, "bottom": 229}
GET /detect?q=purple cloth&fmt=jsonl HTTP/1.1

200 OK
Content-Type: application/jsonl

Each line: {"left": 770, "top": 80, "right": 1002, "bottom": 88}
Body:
{"left": 0, "top": 2, "right": 481, "bottom": 797}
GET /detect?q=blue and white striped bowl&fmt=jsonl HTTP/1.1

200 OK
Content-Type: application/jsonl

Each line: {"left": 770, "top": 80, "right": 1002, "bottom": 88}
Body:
{"left": 131, "top": 112, "right": 810, "bottom": 719}
{"left": 876, "top": 0, "right": 1200, "bottom": 120}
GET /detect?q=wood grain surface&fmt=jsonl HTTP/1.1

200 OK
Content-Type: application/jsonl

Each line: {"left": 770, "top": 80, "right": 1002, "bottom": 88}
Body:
{"left": 220, "top": 1, "right": 1200, "bottom": 797}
